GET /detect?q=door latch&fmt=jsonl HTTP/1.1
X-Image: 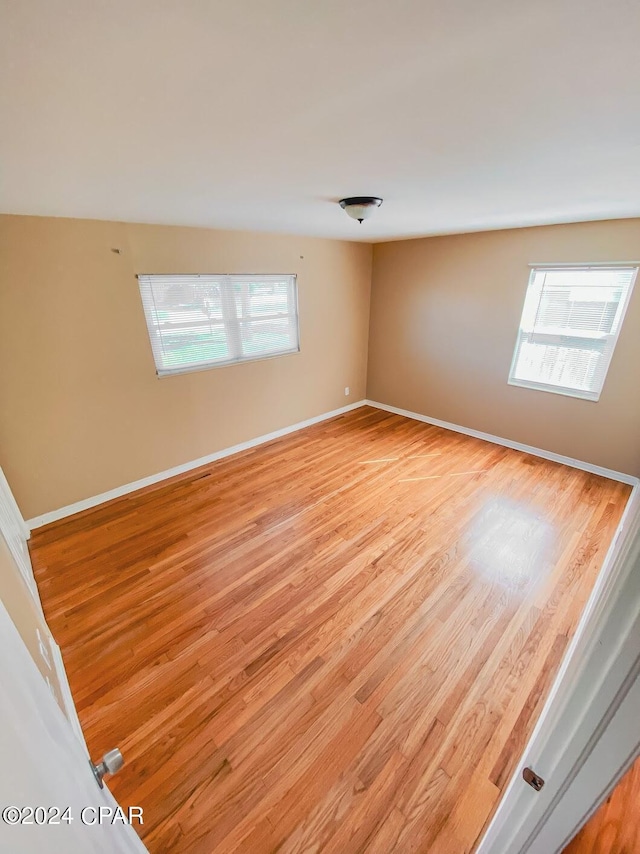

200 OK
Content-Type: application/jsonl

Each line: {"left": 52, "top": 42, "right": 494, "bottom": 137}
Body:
{"left": 523, "top": 766, "right": 545, "bottom": 791}
{"left": 90, "top": 748, "right": 124, "bottom": 789}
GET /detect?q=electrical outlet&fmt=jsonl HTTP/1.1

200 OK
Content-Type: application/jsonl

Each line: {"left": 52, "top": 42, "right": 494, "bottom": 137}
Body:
{"left": 344, "top": 386, "right": 350, "bottom": 396}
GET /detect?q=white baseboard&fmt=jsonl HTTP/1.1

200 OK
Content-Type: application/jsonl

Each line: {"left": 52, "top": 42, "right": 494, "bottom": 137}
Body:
{"left": 26, "top": 400, "right": 367, "bottom": 530}
{"left": 365, "top": 400, "right": 639, "bottom": 486}
{"left": 27, "top": 396, "right": 638, "bottom": 530}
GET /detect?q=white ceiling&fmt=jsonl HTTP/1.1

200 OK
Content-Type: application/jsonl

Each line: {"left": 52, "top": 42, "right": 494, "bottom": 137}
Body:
{"left": 2, "top": 0, "right": 640, "bottom": 242}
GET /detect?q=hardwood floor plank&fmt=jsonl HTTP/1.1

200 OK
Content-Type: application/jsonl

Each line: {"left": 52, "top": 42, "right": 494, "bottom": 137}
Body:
{"left": 30, "top": 407, "right": 630, "bottom": 853}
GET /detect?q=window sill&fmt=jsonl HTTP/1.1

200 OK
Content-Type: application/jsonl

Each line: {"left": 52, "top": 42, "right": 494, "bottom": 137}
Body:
{"left": 156, "top": 347, "right": 301, "bottom": 378}
{"left": 507, "top": 377, "right": 601, "bottom": 402}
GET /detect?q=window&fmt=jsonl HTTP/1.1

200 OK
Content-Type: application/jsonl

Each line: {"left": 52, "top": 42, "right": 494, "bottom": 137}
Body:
{"left": 508, "top": 265, "right": 637, "bottom": 401}
{"left": 137, "top": 274, "right": 299, "bottom": 376}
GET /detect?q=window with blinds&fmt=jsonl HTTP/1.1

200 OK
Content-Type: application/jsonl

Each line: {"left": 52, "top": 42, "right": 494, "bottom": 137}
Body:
{"left": 137, "top": 274, "right": 299, "bottom": 376}
{"left": 508, "top": 266, "right": 637, "bottom": 401}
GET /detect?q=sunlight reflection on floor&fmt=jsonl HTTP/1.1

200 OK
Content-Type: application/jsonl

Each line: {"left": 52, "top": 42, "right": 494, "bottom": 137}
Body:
{"left": 464, "top": 497, "right": 554, "bottom": 588}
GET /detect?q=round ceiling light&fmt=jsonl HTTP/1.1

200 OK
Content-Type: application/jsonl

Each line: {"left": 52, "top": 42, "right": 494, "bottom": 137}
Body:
{"left": 339, "top": 196, "right": 383, "bottom": 223}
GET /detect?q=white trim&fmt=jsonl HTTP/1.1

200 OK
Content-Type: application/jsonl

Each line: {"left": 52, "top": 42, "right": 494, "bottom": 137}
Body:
{"left": 508, "top": 265, "right": 637, "bottom": 406}
{"left": 155, "top": 345, "right": 301, "bottom": 377}
{"left": 0, "top": 467, "right": 43, "bottom": 614}
{"left": 28, "top": 398, "right": 638, "bottom": 530}
{"left": 0, "top": 467, "right": 30, "bottom": 541}
{"left": 138, "top": 272, "right": 300, "bottom": 378}
{"left": 26, "top": 400, "right": 368, "bottom": 530}
{"left": 49, "top": 635, "right": 89, "bottom": 755}
{"left": 507, "top": 377, "right": 602, "bottom": 402}
{"left": 365, "top": 400, "right": 639, "bottom": 486}
{"left": 528, "top": 262, "right": 640, "bottom": 269}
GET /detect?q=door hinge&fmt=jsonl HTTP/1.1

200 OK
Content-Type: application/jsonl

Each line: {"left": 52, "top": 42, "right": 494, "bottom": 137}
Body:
{"left": 523, "top": 766, "right": 545, "bottom": 791}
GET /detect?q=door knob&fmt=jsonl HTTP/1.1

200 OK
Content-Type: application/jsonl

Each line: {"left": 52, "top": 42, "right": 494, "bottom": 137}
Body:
{"left": 90, "top": 748, "right": 124, "bottom": 788}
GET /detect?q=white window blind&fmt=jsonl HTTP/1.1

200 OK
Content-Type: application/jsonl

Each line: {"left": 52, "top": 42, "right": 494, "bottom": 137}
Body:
{"left": 509, "top": 266, "right": 637, "bottom": 401}
{"left": 137, "top": 274, "right": 299, "bottom": 376}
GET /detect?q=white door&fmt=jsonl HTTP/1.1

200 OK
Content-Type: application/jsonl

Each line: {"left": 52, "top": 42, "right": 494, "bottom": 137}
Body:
{"left": 0, "top": 597, "right": 148, "bottom": 853}
{"left": 0, "top": 467, "right": 40, "bottom": 606}
{"left": 477, "top": 488, "right": 640, "bottom": 853}
{"left": 528, "top": 665, "right": 640, "bottom": 853}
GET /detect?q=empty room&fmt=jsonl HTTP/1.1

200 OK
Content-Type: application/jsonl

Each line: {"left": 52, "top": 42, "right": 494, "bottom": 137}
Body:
{"left": 1, "top": 2, "right": 639, "bottom": 853}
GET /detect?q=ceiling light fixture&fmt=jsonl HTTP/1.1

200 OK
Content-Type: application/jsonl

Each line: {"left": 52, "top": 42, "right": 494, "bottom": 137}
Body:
{"left": 339, "top": 196, "right": 383, "bottom": 223}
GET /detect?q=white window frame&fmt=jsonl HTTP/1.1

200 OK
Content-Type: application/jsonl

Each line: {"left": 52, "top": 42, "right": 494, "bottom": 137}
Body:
{"left": 137, "top": 273, "right": 300, "bottom": 377}
{"left": 508, "top": 264, "right": 638, "bottom": 402}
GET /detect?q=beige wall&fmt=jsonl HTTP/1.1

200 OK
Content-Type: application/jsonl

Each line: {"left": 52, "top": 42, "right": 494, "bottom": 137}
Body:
{"left": 2, "top": 214, "right": 638, "bottom": 523}
{"left": 0, "top": 533, "right": 66, "bottom": 710}
{"left": 368, "top": 219, "right": 640, "bottom": 477}
{"left": 0, "top": 215, "right": 372, "bottom": 520}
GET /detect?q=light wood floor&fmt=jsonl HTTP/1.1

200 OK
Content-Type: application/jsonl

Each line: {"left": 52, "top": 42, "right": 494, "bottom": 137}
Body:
{"left": 30, "top": 407, "right": 630, "bottom": 853}
{"left": 563, "top": 754, "right": 640, "bottom": 853}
